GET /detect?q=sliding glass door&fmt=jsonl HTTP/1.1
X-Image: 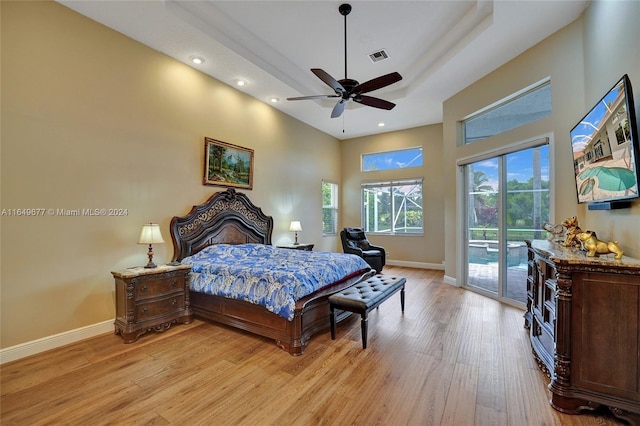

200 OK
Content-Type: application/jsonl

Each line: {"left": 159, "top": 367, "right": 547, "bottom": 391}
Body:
{"left": 466, "top": 157, "right": 500, "bottom": 296}
{"left": 464, "top": 144, "right": 550, "bottom": 305}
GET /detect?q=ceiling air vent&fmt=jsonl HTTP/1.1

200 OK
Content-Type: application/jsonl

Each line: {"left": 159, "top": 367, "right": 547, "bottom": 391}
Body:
{"left": 368, "top": 49, "right": 389, "bottom": 63}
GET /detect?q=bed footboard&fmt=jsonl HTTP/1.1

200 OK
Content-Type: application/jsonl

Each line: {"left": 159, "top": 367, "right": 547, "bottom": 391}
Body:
{"left": 191, "top": 268, "right": 375, "bottom": 355}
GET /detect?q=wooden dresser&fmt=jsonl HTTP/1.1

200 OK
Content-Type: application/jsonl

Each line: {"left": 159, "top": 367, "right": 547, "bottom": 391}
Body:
{"left": 112, "top": 263, "right": 192, "bottom": 343}
{"left": 525, "top": 240, "right": 640, "bottom": 424}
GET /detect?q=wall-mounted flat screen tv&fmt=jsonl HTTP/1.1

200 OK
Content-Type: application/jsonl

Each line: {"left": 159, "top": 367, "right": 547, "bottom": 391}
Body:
{"left": 570, "top": 74, "right": 640, "bottom": 208}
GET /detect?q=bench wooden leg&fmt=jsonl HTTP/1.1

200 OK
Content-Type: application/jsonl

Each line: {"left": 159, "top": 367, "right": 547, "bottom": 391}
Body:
{"left": 361, "top": 313, "right": 368, "bottom": 349}
{"left": 330, "top": 305, "right": 336, "bottom": 340}
{"left": 328, "top": 277, "right": 406, "bottom": 350}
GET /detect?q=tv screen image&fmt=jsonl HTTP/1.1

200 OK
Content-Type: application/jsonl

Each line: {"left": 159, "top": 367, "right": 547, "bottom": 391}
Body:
{"left": 570, "top": 74, "right": 640, "bottom": 206}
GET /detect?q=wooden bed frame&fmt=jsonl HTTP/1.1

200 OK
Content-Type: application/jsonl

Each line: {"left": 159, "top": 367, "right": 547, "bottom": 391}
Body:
{"left": 170, "top": 188, "right": 375, "bottom": 355}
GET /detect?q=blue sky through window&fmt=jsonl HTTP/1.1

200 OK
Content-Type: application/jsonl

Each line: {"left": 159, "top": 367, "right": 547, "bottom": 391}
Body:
{"left": 362, "top": 147, "right": 423, "bottom": 171}
{"left": 570, "top": 81, "right": 623, "bottom": 153}
{"left": 472, "top": 145, "right": 549, "bottom": 191}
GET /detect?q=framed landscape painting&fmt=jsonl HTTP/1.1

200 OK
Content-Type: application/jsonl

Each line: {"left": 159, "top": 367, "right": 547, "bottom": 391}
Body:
{"left": 203, "top": 137, "right": 254, "bottom": 189}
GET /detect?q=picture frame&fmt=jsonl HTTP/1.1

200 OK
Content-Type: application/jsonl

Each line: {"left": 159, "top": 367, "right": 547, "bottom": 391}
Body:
{"left": 203, "top": 137, "right": 254, "bottom": 189}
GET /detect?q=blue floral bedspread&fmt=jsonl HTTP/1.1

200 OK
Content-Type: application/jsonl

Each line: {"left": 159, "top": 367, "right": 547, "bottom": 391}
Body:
{"left": 181, "top": 244, "right": 371, "bottom": 321}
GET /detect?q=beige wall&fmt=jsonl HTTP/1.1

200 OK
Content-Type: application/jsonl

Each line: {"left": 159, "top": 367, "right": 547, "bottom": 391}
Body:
{"left": 4, "top": 0, "right": 639, "bottom": 351}
{"left": 340, "top": 125, "right": 445, "bottom": 267}
{"left": 580, "top": 0, "right": 640, "bottom": 245}
{"left": 1, "top": 1, "right": 340, "bottom": 348}
{"left": 443, "top": 0, "right": 640, "bottom": 282}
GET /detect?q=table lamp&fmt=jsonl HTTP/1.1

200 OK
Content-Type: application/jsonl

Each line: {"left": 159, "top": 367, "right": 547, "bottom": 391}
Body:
{"left": 138, "top": 223, "right": 165, "bottom": 268}
{"left": 289, "top": 221, "right": 302, "bottom": 245}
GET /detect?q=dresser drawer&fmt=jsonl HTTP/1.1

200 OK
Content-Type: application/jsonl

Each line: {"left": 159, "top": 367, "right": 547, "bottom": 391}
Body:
{"left": 135, "top": 294, "right": 185, "bottom": 321}
{"left": 135, "top": 273, "right": 184, "bottom": 299}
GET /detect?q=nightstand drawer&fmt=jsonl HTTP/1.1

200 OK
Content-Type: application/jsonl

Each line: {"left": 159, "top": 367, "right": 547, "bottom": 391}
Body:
{"left": 135, "top": 273, "right": 185, "bottom": 299}
{"left": 136, "top": 294, "right": 185, "bottom": 321}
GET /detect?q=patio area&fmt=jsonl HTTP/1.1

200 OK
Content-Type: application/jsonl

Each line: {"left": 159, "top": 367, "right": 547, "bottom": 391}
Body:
{"left": 467, "top": 241, "right": 529, "bottom": 304}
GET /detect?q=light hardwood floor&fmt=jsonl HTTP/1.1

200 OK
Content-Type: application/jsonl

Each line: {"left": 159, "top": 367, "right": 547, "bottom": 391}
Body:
{"left": 1, "top": 266, "right": 624, "bottom": 425}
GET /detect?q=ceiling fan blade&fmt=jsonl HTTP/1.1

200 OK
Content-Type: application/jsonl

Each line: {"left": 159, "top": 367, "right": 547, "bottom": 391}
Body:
{"left": 287, "top": 95, "right": 340, "bottom": 101}
{"left": 331, "top": 100, "right": 347, "bottom": 118}
{"left": 354, "top": 95, "right": 396, "bottom": 110}
{"left": 311, "top": 68, "right": 345, "bottom": 93}
{"left": 355, "top": 72, "right": 402, "bottom": 94}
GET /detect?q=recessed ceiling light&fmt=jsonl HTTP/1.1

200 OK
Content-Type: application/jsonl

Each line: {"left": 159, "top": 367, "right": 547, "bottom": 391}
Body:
{"left": 269, "top": 97, "right": 280, "bottom": 103}
{"left": 190, "top": 56, "right": 205, "bottom": 65}
{"left": 235, "top": 79, "right": 247, "bottom": 87}
{"left": 378, "top": 122, "right": 385, "bottom": 127}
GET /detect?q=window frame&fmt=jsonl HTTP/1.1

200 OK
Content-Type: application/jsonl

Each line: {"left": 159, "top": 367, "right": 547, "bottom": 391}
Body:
{"left": 361, "top": 178, "right": 424, "bottom": 235}
{"left": 322, "top": 180, "right": 339, "bottom": 236}
{"left": 361, "top": 147, "right": 423, "bottom": 172}
{"left": 462, "top": 78, "right": 551, "bottom": 145}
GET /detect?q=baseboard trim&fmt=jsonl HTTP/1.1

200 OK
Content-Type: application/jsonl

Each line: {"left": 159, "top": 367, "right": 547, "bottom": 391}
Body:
{"left": 386, "top": 260, "right": 444, "bottom": 270}
{"left": 0, "top": 320, "right": 114, "bottom": 364}
{"left": 443, "top": 275, "right": 458, "bottom": 286}
{"left": 0, "top": 263, "right": 451, "bottom": 363}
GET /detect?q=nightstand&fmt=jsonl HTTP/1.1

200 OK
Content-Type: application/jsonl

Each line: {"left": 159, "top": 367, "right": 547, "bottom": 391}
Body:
{"left": 277, "top": 243, "right": 314, "bottom": 251}
{"left": 112, "top": 263, "right": 192, "bottom": 343}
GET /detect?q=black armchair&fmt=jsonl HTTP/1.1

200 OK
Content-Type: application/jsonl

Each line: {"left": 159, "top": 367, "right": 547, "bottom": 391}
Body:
{"left": 340, "top": 227, "right": 386, "bottom": 273}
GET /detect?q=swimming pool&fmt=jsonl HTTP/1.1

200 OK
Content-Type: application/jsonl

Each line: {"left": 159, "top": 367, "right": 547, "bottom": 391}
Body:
{"left": 468, "top": 241, "right": 527, "bottom": 266}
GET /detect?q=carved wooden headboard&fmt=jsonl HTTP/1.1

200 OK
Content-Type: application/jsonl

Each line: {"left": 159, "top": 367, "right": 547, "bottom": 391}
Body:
{"left": 170, "top": 188, "right": 274, "bottom": 261}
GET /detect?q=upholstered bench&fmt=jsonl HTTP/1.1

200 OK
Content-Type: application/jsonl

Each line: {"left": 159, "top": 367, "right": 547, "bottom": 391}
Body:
{"left": 328, "top": 274, "right": 406, "bottom": 349}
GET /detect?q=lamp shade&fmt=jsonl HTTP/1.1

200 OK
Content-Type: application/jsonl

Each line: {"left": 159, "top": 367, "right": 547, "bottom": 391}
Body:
{"left": 138, "top": 223, "right": 165, "bottom": 245}
{"left": 289, "top": 221, "right": 302, "bottom": 232}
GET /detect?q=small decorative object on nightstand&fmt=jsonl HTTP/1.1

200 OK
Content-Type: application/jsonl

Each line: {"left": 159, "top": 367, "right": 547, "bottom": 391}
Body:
{"left": 138, "top": 223, "right": 165, "bottom": 268}
{"left": 289, "top": 220, "right": 302, "bottom": 245}
{"left": 277, "top": 243, "right": 314, "bottom": 251}
{"left": 112, "top": 263, "right": 192, "bottom": 343}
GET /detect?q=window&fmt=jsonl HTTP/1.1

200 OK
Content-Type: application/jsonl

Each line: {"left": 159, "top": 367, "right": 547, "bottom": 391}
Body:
{"left": 463, "top": 79, "right": 551, "bottom": 145}
{"left": 615, "top": 117, "right": 630, "bottom": 145}
{"left": 361, "top": 179, "right": 423, "bottom": 234}
{"left": 362, "top": 147, "right": 423, "bottom": 171}
{"left": 322, "top": 181, "right": 338, "bottom": 235}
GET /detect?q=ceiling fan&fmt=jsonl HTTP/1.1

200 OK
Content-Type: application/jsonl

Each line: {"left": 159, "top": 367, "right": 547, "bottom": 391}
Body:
{"left": 287, "top": 3, "right": 402, "bottom": 118}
